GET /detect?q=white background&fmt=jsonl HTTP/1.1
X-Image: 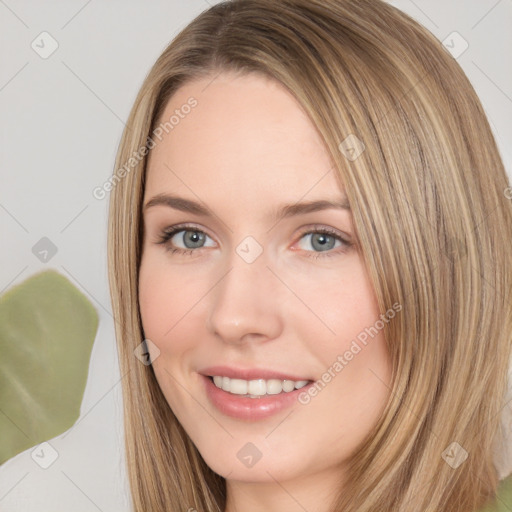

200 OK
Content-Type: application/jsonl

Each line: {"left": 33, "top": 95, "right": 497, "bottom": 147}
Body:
{"left": 0, "top": 1, "right": 511, "bottom": 510}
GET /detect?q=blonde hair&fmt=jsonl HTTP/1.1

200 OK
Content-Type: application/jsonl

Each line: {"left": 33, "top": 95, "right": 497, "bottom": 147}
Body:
{"left": 107, "top": 0, "right": 512, "bottom": 510}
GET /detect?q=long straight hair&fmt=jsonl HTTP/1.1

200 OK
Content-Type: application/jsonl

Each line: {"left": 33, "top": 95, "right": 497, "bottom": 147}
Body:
{"left": 107, "top": 1, "right": 512, "bottom": 510}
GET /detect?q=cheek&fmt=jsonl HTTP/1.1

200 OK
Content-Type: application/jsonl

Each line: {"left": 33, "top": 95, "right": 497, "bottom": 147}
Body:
{"left": 138, "top": 263, "right": 191, "bottom": 398}
{"left": 138, "top": 252, "right": 213, "bottom": 358}
{"left": 294, "top": 258, "right": 389, "bottom": 391}
{"left": 296, "top": 258, "right": 380, "bottom": 347}
{"left": 138, "top": 255, "right": 189, "bottom": 344}
{"left": 138, "top": 259, "right": 169, "bottom": 340}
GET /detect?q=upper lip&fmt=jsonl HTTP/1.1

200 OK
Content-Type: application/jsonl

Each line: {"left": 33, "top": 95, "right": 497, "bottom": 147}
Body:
{"left": 199, "top": 365, "right": 313, "bottom": 382}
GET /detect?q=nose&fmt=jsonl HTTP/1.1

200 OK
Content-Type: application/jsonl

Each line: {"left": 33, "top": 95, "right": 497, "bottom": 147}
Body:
{"left": 206, "top": 250, "right": 284, "bottom": 345}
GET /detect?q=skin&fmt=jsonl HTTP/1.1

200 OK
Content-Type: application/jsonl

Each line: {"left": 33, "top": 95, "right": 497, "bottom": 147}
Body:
{"left": 139, "top": 70, "right": 393, "bottom": 512}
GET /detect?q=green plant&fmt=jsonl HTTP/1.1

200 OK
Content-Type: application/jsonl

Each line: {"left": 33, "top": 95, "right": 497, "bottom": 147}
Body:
{"left": 0, "top": 269, "right": 98, "bottom": 464}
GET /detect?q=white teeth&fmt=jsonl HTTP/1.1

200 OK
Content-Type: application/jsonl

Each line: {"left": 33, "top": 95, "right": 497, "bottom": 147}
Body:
{"left": 266, "top": 379, "right": 283, "bottom": 395}
{"left": 248, "top": 379, "right": 266, "bottom": 395}
{"left": 229, "top": 378, "right": 248, "bottom": 395}
{"left": 282, "top": 380, "right": 296, "bottom": 392}
{"left": 211, "top": 376, "right": 310, "bottom": 397}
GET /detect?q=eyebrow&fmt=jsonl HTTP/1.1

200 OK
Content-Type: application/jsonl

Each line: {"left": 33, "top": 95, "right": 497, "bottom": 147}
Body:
{"left": 143, "top": 193, "right": 350, "bottom": 221}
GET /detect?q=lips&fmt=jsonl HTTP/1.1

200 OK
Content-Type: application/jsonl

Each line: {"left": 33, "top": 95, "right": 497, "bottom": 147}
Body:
{"left": 198, "top": 365, "right": 313, "bottom": 382}
{"left": 199, "top": 366, "right": 314, "bottom": 421}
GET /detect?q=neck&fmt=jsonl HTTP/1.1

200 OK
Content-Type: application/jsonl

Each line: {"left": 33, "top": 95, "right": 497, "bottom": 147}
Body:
{"left": 224, "top": 466, "right": 345, "bottom": 512}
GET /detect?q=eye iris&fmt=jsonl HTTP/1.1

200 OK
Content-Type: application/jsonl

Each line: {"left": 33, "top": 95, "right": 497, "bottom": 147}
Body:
{"left": 311, "top": 233, "right": 335, "bottom": 252}
{"left": 183, "top": 230, "right": 205, "bottom": 248}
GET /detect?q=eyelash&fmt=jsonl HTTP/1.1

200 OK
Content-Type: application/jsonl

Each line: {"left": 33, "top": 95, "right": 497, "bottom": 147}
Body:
{"left": 155, "top": 224, "right": 352, "bottom": 259}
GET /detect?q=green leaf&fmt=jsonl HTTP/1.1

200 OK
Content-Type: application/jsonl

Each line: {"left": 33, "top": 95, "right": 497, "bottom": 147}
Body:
{"left": 0, "top": 269, "right": 98, "bottom": 464}
{"left": 479, "top": 473, "right": 512, "bottom": 511}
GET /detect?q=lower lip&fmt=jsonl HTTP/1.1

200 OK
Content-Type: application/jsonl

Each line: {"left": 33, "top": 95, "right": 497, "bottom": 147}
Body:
{"left": 201, "top": 374, "right": 313, "bottom": 421}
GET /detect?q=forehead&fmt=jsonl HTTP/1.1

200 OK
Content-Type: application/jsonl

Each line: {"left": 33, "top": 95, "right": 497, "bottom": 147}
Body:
{"left": 145, "top": 71, "right": 343, "bottom": 207}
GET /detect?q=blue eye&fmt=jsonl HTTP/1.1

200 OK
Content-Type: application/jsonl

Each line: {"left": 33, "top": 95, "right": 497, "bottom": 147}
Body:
{"left": 296, "top": 227, "right": 351, "bottom": 258}
{"left": 299, "top": 232, "right": 340, "bottom": 252}
{"left": 175, "top": 230, "right": 208, "bottom": 249}
{"left": 156, "top": 226, "right": 214, "bottom": 255}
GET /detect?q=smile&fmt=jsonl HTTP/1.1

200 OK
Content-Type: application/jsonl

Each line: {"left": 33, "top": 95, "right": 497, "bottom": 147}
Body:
{"left": 201, "top": 374, "right": 315, "bottom": 421}
{"left": 211, "top": 376, "right": 310, "bottom": 397}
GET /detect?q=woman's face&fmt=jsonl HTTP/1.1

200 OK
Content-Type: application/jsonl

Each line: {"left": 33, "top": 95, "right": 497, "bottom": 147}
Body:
{"left": 139, "top": 70, "right": 393, "bottom": 499}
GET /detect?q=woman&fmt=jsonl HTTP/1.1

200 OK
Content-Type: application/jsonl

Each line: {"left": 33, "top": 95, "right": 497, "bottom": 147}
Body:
{"left": 107, "top": 0, "right": 512, "bottom": 510}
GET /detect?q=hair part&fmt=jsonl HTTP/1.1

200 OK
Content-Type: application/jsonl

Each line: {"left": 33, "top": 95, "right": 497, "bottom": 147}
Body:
{"left": 107, "top": 1, "right": 512, "bottom": 510}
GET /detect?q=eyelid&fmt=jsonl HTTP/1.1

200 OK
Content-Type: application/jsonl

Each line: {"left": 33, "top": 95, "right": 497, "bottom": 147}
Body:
{"left": 155, "top": 222, "right": 216, "bottom": 249}
{"left": 293, "top": 224, "right": 351, "bottom": 245}
{"left": 158, "top": 222, "right": 215, "bottom": 240}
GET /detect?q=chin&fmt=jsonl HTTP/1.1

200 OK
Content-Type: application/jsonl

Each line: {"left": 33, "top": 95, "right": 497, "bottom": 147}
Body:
{"left": 199, "top": 445, "right": 301, "bottom": 482}
{"left": 211, "top": 462, "right": 295, "bottom": 483}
